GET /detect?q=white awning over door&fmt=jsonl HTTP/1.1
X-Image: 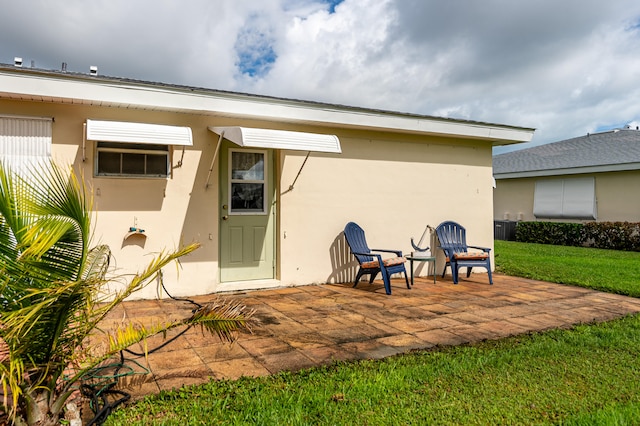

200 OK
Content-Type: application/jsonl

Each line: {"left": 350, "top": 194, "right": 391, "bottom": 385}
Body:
{"left": 209, "top": 126, "right": 341, "bottom": 153}
{"left": 86, "top": 119, "right": 193, "bottom": 146}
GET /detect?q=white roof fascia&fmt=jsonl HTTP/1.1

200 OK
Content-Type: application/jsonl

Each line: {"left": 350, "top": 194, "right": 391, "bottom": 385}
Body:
{"left": 86, "top": 119, "right": 193, "bottom": 146}
{"left": 209, "top": 126, "right": 341, "bottom": 153}
{"left": 494, "top": 162, "right": 640, "bottom": 179}
{"left": 0, "top": 70, "right": 534, "bottom": 144}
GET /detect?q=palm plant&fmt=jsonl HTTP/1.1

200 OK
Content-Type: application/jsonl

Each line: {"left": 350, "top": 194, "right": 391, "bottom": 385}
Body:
{"left": 0, "top": 161, "right": 254, "bottom": 425}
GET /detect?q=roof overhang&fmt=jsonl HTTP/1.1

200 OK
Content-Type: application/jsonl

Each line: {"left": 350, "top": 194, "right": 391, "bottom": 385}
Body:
{"left": 86, "top": 119, "right": 192, "bottom": 146}
{"left": 0, "top": 66, "right": 534, "bottom": 146}
{"left": 209, "top": 126, "right": 341, "bottom": 153}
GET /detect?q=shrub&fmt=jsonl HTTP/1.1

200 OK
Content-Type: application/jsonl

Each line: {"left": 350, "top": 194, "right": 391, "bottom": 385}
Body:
{"left": 515, "top": 221, "right": 640, "bottom": 252}
{"left": 583, "top": 222, "right": 640, "bottom": 251}
{"left": 515, "top": 221, "right": 584, "bottom": 246}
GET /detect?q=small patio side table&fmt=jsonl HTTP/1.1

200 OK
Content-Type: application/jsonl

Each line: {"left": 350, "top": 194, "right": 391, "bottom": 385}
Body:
{"left": 405, "top": 255, "right": 437, "bottom": 285}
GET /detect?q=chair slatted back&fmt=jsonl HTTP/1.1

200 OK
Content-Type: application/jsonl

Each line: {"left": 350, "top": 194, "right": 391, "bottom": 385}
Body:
{"left": 435, "top": 221, "right": 469, "bottom": 254}
{"left": 344, "top": 222, "right": 374, "bottom": 264}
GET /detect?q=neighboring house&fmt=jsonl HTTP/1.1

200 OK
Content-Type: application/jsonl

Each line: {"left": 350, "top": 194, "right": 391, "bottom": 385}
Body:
{"left": 493, "top": 128, "right": 640, "bottom": 225}
{"left": 0, "top": 63, "right": 534, "bottom": 299}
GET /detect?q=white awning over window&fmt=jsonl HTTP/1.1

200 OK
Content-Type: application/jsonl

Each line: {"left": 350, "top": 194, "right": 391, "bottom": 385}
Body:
{"left": 209, "top": 126, "right": 341, "bottom": 153}
{"left": 86, "top": 119, "right": 193, "bottom": 146}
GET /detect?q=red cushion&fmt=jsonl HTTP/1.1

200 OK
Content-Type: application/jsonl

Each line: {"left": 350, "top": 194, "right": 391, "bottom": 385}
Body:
{"left": 361, "top": 256, "right": 406, "bottom": 269}
{"left": 453, "top": 251, "right": 489, "bottom": 261}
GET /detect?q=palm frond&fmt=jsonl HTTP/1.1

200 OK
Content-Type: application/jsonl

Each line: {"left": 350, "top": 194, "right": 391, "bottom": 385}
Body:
{"left": 91, "top": 243, "right": 200, "bottom": 326}
{"left": 1, "top": 277, "right": 98, "bottom": 367}
{"left": 62, "top": 320, "right": 172, "bottom": 388}
{"left": 18, "top": 216, "right": 81, "bottom": 262}
{"left": 82, "top": 245, "right": 111, "bottom": 281}
{"left": 186, "top": 299, "right": 255, "bottom": 343}
{"left": 0, "top": 164, "right": 29, "bottom": 276}
{"left": 26, "top": 162, "right": 91, "bottom": 234}
{"left": 0, "top": 348, "right": 26, "bottom": 419}
{"left": 106, "top": 322, "right": 172, "bottom": 354}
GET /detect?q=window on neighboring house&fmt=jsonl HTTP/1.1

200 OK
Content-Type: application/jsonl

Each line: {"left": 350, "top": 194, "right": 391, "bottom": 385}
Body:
{"left": 95, "top": 142, "right": 170, "bottom": 177}
{"left": 533, "top": 177, "right": 596, "bottom": 219}
{"left": 0, "top": 116, "right": 52, "bottom": 176}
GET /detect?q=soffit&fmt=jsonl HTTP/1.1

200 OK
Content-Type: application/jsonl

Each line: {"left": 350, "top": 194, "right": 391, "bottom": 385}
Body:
{"left": 0, "top": 67, "right": 535, "bottom": 145}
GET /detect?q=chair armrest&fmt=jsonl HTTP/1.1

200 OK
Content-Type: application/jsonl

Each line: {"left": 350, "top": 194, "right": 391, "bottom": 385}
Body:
{"left": 351, "top": 250, "right": 375, "bottom": 257}
{"left": 468, "top": 245, "right": 491, "bottom": 253}
{"left": 370, "top": 248, "right": 403, "bottom": 257}
{"left": 351, "top": 251, "right": 388, "bottom": 261}
{"left": 352, "top": 252, "right": 385, "bottom": 265}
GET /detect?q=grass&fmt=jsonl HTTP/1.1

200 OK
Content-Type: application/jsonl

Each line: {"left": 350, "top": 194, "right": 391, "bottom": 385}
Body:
{"left": 106, "top": 242, "right": 640, "bottom": 425}
{"left": 494, "top": 240, "right": 640, "bottom": 297}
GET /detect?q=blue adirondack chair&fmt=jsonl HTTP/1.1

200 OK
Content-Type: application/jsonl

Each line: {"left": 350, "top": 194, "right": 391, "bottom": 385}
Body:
{"left": 343, "top": 222, "right": 409, "bottom": 295}
{"left": 435, "top": 220, "right": 493, "bottom": 285}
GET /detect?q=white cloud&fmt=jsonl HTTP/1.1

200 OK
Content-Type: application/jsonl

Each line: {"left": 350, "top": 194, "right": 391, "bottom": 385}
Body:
{"left": 2, "top": 0, "right": 640, "bottom": 151}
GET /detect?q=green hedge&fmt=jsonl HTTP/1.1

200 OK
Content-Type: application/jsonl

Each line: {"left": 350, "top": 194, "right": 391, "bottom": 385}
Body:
{"left": 515, "top": 221, "right": 640, "bottom": 251}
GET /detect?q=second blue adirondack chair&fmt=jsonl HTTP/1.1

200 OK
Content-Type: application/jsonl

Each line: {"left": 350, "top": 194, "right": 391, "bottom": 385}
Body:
{"left": 435, "top": 220, "right": 493, "bottom": 285}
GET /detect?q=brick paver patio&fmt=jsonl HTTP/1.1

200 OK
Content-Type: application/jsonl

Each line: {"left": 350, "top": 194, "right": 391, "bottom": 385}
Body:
{"left": 101, "top": 273, "right": 640, "bottom": 399}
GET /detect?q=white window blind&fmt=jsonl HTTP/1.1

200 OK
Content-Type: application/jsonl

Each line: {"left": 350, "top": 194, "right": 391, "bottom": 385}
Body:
{"left": 534, "top": 177, "right": 596, "bottom": 219}
{"left": 0, "top": 116, "right": 52, "bottom": 175}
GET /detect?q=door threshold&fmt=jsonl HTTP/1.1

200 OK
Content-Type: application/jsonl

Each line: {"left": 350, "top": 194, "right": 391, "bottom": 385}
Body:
{"left": 217, "top": 279, "right": 281, "bottom": 293}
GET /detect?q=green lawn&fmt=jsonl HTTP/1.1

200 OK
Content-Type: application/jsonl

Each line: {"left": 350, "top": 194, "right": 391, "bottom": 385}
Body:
{"left": 106, "top": 242, "right": 640, "bottom": 425}
{"left": 495, "top": 240, "right": 640, "bottom": 297}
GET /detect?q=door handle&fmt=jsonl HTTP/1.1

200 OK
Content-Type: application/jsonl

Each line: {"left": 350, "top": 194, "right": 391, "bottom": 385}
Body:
{"left": 222, "top": 215, "right": 229, "bottom": 220}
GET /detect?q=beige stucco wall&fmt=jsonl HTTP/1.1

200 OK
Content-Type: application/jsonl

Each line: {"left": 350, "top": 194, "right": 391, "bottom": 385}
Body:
{"left": 0, "top": 99, "right": 497, "bottom": 299}
{"left": 493, "top": 178, "right": 537, "bottom": 222}
{"left": 595, "top": 171, "right": 640, "bottom": 221}
{"left": 494, "top": 171, "right": 640, "bottom": 223}
{"left": 277, "top": 129, "right": 496, "bottom": 286}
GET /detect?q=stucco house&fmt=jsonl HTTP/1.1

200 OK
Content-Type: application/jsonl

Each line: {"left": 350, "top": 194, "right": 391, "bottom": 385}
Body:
{"left": 493, "top": 128, "right": 640, "bottom": 225}
{"left": 0, "top": 62, "right": 534, "bottom": 298}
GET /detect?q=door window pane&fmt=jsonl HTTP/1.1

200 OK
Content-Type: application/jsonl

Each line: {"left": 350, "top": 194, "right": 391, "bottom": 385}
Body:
{"left": 231, "top": 183, "right": 264, "bottom": 212}
{"left": 232, "top": 152, "right": 264, "bottom": 180}
{"left": 230, "top": 151, "right": 265, "bottom": 213}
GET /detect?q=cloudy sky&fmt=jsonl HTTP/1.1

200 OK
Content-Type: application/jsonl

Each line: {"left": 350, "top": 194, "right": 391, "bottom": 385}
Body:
{"left": 2, "top": 0, "right": 640, "bottom": 153}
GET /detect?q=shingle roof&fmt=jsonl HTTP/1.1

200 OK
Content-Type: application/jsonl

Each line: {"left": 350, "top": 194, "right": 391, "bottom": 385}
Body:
{"left": 493, "top": 129, "right": 640, "bottom": 177}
